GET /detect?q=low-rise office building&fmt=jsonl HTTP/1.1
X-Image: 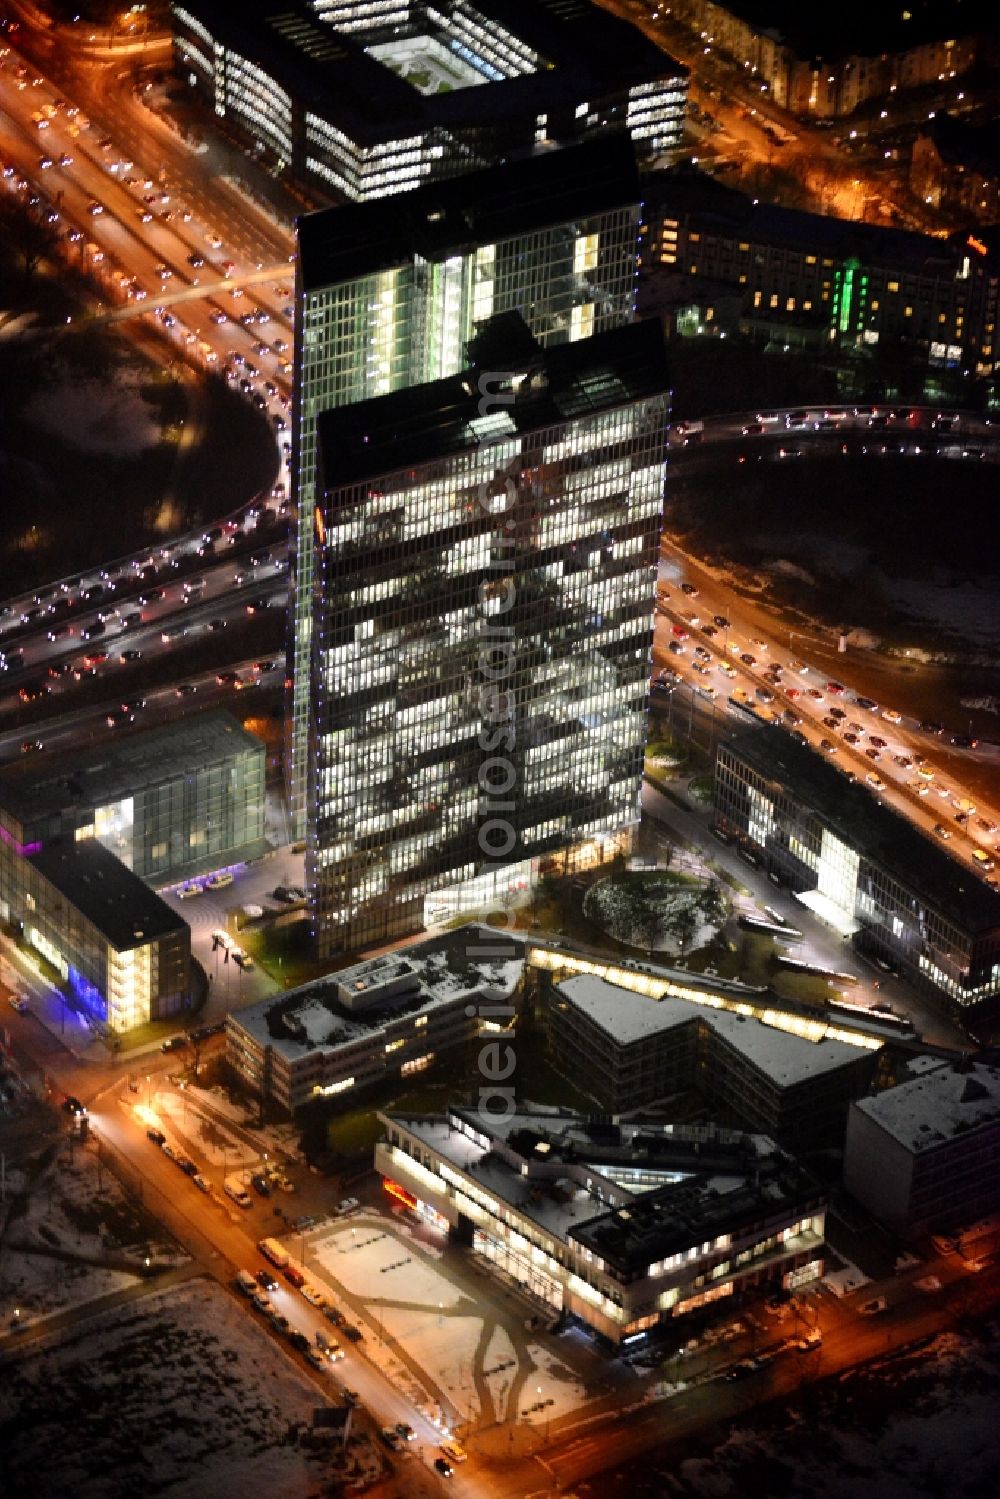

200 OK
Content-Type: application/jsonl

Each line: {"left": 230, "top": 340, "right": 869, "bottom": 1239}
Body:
{"left": 0, "top": 711, "right": 266, "bottom": 892}
{"left": 843, "top": 1058, "right": 1000, "bottom": 1238}
{"left": 225, "top": 925, "right": 523, "bottom": 1113}
{"left": 641, "top": 166, "right": 1000, "bottom": 378}
{"left": 714, "top": 727, "right": 1000, "bottom": 1017}
{"left": 20, "top": 840, "right": 190, "bottom": 1035}
{"left": 172, "top": 0, "right": 686, "bottom": 203}
{"left": 546, "top": 971, "right": 880, "bottom": 1147}
{"left": 376, "top": 1106, "right": 826, "bottom": 1344}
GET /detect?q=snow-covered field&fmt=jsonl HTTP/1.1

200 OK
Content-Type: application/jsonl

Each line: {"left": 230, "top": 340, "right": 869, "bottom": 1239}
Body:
{"left": 618, "top": 1325, "right": 1000, "bottom": 1499}
{"left": 0, "top": 1144, "right": 187, "bottom": 1329}
{"left": 312, "top": 1221, "right": 588, "bottom": 1424}
{"left": 21, "top": 369, "right": 162, "bottom": 455}
{"left": 0, "top": 1279, "right": 350, "bottom": 1499}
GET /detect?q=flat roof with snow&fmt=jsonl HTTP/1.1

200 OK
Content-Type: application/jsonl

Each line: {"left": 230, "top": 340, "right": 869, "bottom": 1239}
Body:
{"left": 556, "top": 972, "right": 868, "bottom": 1086}
{"left": 385, "top": 1106, "right": 821, "bottom": 1273}
{"left": 852, "top": 1061, "right": 1000, "bottom": 1153}
{"left": 230, "top": 925, "right": 524, "bottom": 1061}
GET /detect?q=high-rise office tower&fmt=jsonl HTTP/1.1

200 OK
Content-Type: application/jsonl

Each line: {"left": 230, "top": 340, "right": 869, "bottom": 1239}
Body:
{"left": 288, "top": 136, "right": 643, "bottom": 836}
{"left": 309, "top": 312, "right": 670, "bottom": 955}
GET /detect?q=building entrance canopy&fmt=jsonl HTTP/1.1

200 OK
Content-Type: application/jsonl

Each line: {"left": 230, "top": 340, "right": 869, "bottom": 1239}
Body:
{"left": 795, "top": 888, "right": 860, "bottom": 938}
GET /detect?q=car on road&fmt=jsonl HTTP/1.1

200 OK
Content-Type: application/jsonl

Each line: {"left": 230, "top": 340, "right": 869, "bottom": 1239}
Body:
{"left": 301, "top": 1284, "right": 326, "bottom": 1307}
{"left": 820, "top": 739, "right": 837, "bottom": 753}
{"left": 205, "top": 871, "right": 234, "bottom": 890}
{"left": 335, "top": 1198, "right": 359, "bottom": 1215}
{"left": 161, "top": 1036, "right": 187, "bottom": 1053}
{"left": 250, "top": 1173, "right": 271, "bottom": 1196}
{"left": 919, "top": 719, "right": 944, "bottom": 734}
{"left": 246, "top": 596, "right": 270, "bottom": 614}
{"left": 192, "top": 1174, "right": 210, "bottom": 1193}
{"left": 859, "top": 1297, "right": 887, "bottom": 1315}
{"left": 289, "top": 1331, "right": 311, "bottom": 1352}
{"left": 951, "top": 734, "right": 979, "bottom": 749}
{"left": 20, "top": 739, "right": 45, "bottom": 755}
{"left": 8, "top": 994, "right": 29, "bottom": 1013}
{"left": 933, "top": 823, "right": 951, "bottom": 840}
{"left": 177, "top": 882, "right": 203, "bottom": 899}
{"left": 146, "top": 1128, "right": 166, "bottom": 1145}
{"left": 305, "top": 1345, "right": 326, "bottom": 1368}
{"left": 284, "top": 1265, "right": 306, "bottom": 1289}
{"left": 434, "top": 1458, "right": 454, "bottom": 1477}
{"left": 251, "top": 1291, "right": 272, "bottom": 1314}
{"left": 866, "top": 772, "right": 885, "bottom": 790}
{"left": 855, "top": 696, "right": 878, "bottom": 712}
{"left": 175, "top": 683, "right": 197, "bottom": 697}
{"left": 380, "top": 1429, "right": 402, "bottom": 1451}
{"left": 395, "top": 1423, "right": 415, "bottom": 1441}
{"left": 882, "top": 709, "right": 902, "bottom": 724}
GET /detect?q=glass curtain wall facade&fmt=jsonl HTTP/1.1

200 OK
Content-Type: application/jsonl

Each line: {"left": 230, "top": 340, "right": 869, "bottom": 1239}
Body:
{"left": 715, "top": 739, "right": 1000, "bottom": 1011}
{"left": 309, "top": 319, "right": 668, "bottom": 954}
{"left": 288, "top": 186, "right": 641, "bottom": 837}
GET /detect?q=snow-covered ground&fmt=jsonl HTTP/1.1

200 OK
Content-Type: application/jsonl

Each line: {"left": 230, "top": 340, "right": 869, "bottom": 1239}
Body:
{"left": 0, "top": 1143, "right": 187, "bottom": 1329}
{"left": 21, "top": 369, "right": 162, "bottom": 455}
{"left": 0, "top": 1278, "right": 372, "bottom": 1499}
{"left": 633, "top": 1325, "right": 1000, "bottom": 1499}
{"left": 312, "top": 1220, "right": 588, "bottom": 1424}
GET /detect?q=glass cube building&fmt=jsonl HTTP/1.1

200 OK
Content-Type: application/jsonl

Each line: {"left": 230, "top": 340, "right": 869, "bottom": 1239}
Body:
{"left": 309, "top": 313, "right": 669, "bottom": 955}
{"left": 288, "top": 135, "right": 644, "bottom": 835}
{"left": 0, "top": 712, "right": 266, "bottom": 891}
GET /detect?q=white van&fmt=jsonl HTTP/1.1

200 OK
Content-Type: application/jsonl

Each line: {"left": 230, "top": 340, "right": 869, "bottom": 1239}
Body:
{"left": 224, "top": 1178, "right": 253, "bottom": 1209}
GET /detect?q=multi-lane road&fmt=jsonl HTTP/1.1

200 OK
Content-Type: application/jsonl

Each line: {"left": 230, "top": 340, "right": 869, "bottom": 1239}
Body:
{"left": 653, "top": 403, "right": 1000, "bottom": 882}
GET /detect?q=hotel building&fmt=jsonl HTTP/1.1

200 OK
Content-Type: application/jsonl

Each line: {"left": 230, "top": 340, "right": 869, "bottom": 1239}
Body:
{"left": 376, "top": 1106, "right": 826, "bottom": 1345}
{"left": 641, "top": 167, "right": 1000, "bottom": 377}
{"left": 309, "top": 313, "right": 669, "bottom": 953}
{"left": 287, "top": 135, "right": 644, "bottom": 836}
{"left": 715, "top": 727, "right": 1000, "bottom": 1017}
{"left": 171, "top": 0, "right": 686, "bottom": 203}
